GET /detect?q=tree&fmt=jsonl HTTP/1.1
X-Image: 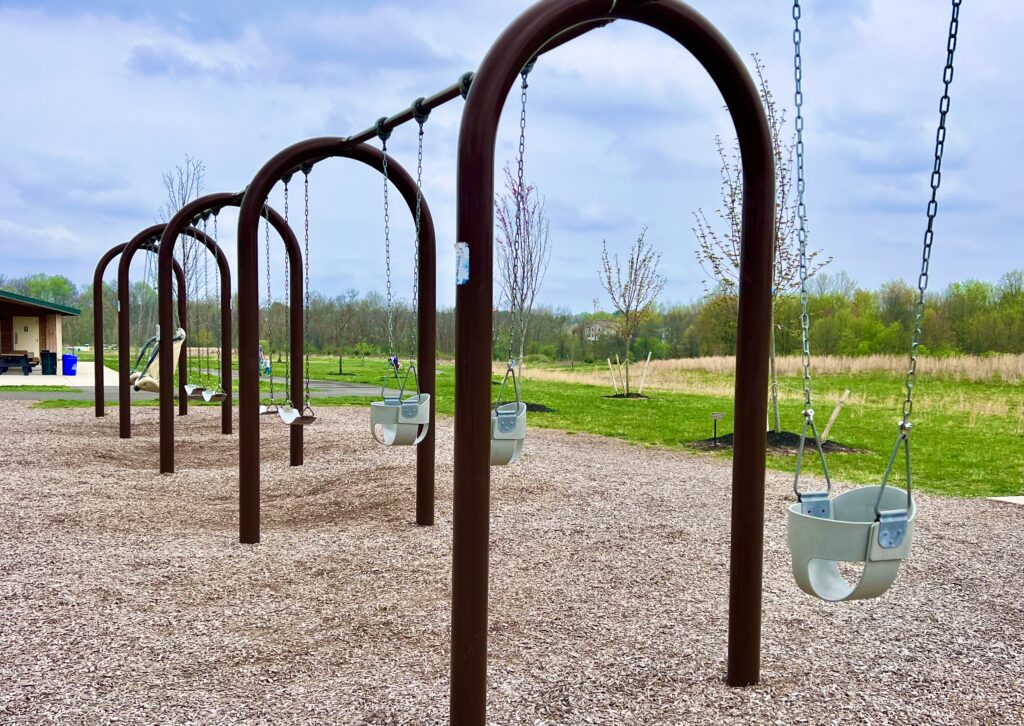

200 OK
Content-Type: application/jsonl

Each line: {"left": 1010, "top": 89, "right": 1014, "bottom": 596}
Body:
{"left": 495, "top": 163, "right": 551, "bottom": 373}
{"left": 157, "top": 155, "right": 206, "bottom": 339}
{"left": 599, "top": 227, "right": 666, "bottom": 396}
{"left": 692, "top": 54, "right": 830, "bottom": 431}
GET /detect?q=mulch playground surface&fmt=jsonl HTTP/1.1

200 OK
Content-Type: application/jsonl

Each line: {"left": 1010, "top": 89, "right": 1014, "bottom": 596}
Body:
{"left": 1, "top": 402, "right": 1021, "bottom": 724}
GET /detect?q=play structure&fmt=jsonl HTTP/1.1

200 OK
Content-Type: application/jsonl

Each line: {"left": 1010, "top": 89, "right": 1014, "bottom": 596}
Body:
{"left": 89, "top": 0, "right": 963, "bottom": 722}
{"left": 787, "top": 0, "right": 959, "bottom": 602}
{"left": 155, "top": 193, "right": 305, "bottom": 472}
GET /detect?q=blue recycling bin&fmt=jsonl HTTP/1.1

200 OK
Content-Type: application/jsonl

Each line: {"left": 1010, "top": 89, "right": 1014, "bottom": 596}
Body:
{"left": 62, "top": 354, "right": 78, "bottom": 376}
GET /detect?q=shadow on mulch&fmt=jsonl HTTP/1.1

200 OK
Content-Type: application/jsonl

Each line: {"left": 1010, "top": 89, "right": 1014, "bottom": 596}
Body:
{"left": 690, "top": 430, "right": 862, "bottom": 455}
{"left": 490, "top": 401, "right": 555, "bottom": 413}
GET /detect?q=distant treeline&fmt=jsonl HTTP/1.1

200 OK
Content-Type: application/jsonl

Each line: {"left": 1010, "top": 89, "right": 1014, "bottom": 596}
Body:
{"left": 4, "top": 270, "right": 1023, "bottom": 359}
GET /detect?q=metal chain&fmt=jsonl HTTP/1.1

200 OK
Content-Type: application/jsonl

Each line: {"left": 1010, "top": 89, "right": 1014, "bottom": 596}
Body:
{"left": 507, "top": 67, "right": 529, "bottom": 364}
{"left": 213, "top": 212, "right": 222, "bottom": 387}
{"left": 201, "top": 218, "right": 211, "bottom": 381}
{"left": 412, "top": 118, "right": 425, "bottom": 362}
{"left": 901, "top": 0, "right": 960, "bottom": 431}
{"left": 264, "top": 204, "right": 274, "bottom": 399}
{"left": 793, "top": 0, "right": 812, "bottom": 415}
{"left": 302, "top": 166, "right": 311, "bottom": 403}
{"left": 380, "top": 133, "right": 395, "bottom": 358}
{"left": 791, "top": 0, "right": 832, "bottom": 497}
{"left": 283, "top": 178, "right": 291, "bottom": 397}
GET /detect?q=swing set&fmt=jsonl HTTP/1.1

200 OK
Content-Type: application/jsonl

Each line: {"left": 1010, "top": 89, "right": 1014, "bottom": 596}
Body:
{"left": 95, "top": 0, "right": 964, "bottom": 721}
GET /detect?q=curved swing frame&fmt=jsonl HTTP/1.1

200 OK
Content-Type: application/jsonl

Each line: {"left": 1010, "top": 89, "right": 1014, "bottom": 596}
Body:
{"left": 156, "top": 193, "right": 304, "bottom": 473}
{"left": 116, "top": 224, "right": 220, "bottom": 439}
{"left": 236, "top": 141, "right": 438, "bottom": 541}
{"left": 449, "top": 1, "right": 775, "bottom": 720}
{"left": 92, "top": 238, "right": 187, "bottom": 418}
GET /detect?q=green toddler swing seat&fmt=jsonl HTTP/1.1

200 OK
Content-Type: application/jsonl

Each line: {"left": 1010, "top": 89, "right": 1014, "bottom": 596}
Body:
{"left": 489, "top": 363, "right": 526, "bottom": 467}
{"left": 788, "top": 484, "right": 915, "bottom": 602}
{"left": 370, "top": 392, "right": 431, "bottom": 446}
{"left": 370, "top": 359, "right": 430, "bottom": 446}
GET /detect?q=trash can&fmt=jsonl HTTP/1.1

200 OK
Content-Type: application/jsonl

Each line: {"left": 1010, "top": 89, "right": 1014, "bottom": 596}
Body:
{"left": 62, "top": 353, "right": 78, "bottom": 376}
{"left": 41, "top": 351, "right": 57, "bottom": 375}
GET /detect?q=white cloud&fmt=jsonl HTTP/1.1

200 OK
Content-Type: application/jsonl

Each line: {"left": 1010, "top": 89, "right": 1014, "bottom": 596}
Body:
{"left": 0, "top": 0, "right": 1019, "bottom": 310}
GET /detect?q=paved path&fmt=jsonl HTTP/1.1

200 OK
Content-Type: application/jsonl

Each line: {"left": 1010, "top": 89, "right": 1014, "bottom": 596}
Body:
{"left": 989, "top": 496, "right": 1024, "bottom": 506}
{"left": 0, "top": 379, "right": 388, "bottom": 402}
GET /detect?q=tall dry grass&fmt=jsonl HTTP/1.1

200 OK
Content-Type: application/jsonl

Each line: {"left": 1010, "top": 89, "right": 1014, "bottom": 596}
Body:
{"left": 509, "top": 354, "right": 1024, "bottom": 411}
{"left": 641, "top": 354, "right": 1024, "bottom": 382}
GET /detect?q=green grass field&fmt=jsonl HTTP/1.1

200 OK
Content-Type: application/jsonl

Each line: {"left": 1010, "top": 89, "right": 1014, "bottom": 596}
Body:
{"left": 54, "top": 353, "right": 1023, "bottom": 498}
{"left": 0, "top": 385, "right": 83, "bottom": 392}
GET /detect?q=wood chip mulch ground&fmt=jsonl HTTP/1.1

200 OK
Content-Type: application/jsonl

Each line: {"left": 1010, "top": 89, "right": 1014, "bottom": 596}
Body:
{"left": 1, "top": 402, "right": 1021, "bottom": 724}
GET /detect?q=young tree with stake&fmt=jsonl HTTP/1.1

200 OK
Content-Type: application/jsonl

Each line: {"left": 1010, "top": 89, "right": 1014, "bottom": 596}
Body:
{"left": 692, "top": 55, "right": 830, "bottom": 431}
{"left": 599, "top": 227, "right": 667, "bottom": 396}
{"left": 495, "top": 162, "right": 551, "bottom": 376}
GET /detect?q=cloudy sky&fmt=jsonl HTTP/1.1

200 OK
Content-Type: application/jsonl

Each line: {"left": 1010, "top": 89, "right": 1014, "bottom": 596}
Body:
{"left": 1, "top": 0, "right": 1020, "bottom": 310}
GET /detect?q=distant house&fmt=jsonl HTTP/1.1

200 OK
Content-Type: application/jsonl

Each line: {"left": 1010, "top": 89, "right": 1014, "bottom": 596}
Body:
{"left": 0, "top": 289, "right": 81, "bottom": 371}
{"left": 582, "top": 319, "right": 618, "bottom": 342}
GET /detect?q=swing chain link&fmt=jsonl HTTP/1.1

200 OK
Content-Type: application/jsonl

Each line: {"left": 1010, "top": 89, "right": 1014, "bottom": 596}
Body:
{"left": 901, "top": 0, "right": 960, "bottom": 431}
{"left": 213, "top": 211, "right": 223, "bottom": 388}
{"left": 412, "top": 111, "right": 427, "bottom": 362}
{"left": 302, "top": 164, "right": 312, "bottom": 403}
{"left": 264, "top": 203, "right": 274, "bottom": 400}
{"left": 507, "top": 66, "right": 530, "bottom": 365}
{"left": 790, "top": 0, "right": 833, "bottom": 498}
{"left": 378, "top": 119, "right": 396, "bottom": 361}
{"left": 793, "top": 0, "right": 812, "bottom": 415}
{"left": 283, "top": 178, "right": 291, "bottom": 399}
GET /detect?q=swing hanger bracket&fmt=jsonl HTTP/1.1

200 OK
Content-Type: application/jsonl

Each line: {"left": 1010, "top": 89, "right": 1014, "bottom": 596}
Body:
{"left": 412, "top": 97, "right": 430, "bottom": 125}
{"left": 375, "top": 116, "right": 392, "bottom": 142}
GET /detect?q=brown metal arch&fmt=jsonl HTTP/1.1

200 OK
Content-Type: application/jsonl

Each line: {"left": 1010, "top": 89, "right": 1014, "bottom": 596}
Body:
{"left": 235, "top": 140, "right": 437, "bottom": 544}
{"left": 93, "top": 239, "right": 187, "bottom": 418}
{"left": 116, "top": 224, "right": 220, "bottom": 438}
{"left": 450, "top": 1, "right": 776, "bottom": 721}
{"left": 157, "top": 193, "right": 304, "bottom": 474}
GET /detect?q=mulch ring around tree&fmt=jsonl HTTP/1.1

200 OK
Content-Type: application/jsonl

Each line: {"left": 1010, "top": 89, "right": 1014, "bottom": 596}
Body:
{"left": 690, "top": 430, "right": 861, "bottom": 455}
{"left": 602, "top": 393, "right": 651, "bottom": 400}
{"left": 490, "top": 401, "right": 556, "bottom": 413}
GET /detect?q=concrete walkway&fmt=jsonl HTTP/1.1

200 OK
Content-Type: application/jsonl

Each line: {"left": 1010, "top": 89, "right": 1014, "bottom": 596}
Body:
{"left": 0, "top": 361, "right": 115, "bottom": 387}
{"left": 989, "top": 496, "right": 1024, "bottom": 506}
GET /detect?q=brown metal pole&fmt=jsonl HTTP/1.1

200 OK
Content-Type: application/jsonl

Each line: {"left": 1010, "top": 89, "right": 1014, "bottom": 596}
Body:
{"left": 117, "top": 226, "right": 164, "bottom": 439}
{"left": 449, "top": 1, "right": 775, "bottom": 721}
{"left": 92, "top": 245, "right": 121, "bottom": 416}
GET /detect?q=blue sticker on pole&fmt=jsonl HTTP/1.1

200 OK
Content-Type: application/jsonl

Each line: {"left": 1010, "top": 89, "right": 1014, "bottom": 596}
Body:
{"left": 455, "top": 241, "right": 470, "bottom": 285}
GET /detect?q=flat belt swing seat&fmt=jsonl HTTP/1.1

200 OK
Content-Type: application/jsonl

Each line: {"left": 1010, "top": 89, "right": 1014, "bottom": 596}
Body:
{"left": 201, "top": 386, "right": 227, "bottom": 403}
{"left": 788, "top": 485, "right": 915, "bottom": 602}
{"left": 278, "top": 402, "right": 316, "bottom": 426}
{"left": 490, "top": 400, "right": 526, "bottom": 466}
{"left": 184, "top": 383, "right": 206, "bottom": 399}
{"left": 370, "top": 393, "right": 430, "bottom": 446}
